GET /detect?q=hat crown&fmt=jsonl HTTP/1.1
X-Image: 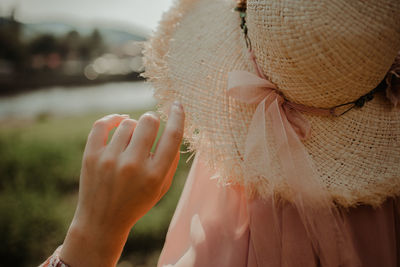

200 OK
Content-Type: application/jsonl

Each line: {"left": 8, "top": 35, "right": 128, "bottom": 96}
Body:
{"left": 247, "top": 0, "right": 400, "bottom": 108}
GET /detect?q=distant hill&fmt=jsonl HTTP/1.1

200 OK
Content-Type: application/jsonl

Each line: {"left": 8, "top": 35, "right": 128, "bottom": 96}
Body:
{"left": 22, "top": 22, "right": 147, "bottom": 45}
{"left": 0, "top": 17, "right": 147, "bottom": 94}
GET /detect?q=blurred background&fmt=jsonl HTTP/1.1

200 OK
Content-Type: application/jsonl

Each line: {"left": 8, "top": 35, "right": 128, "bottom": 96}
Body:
{"left": 0, "top": 1, "right": 195, "bottom": 266}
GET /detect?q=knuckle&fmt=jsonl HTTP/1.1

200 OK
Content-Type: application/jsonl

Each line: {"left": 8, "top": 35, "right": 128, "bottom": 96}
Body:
{"left": 146, "top": 165, "right": 164, "bottom": 186}
{"left": 99, "top": 156, "right": 117, "bottom": 169}
{"left": 120, "top": 119, "right": 136, "bottom": 128}
{"left": 118, "top": 160, "right": 139, "bottom": 174}
{"left": 167, "top": 128, "right": 183, "bottom": 142}
{"left": 93, "top": 119, "right": 106, "bottom": 129}
{"left": 84, "top": 153, "right": 98, "bottom": 166}
{"left": 146, "top": 170, "right": 160, "bottom": 183}
{"left": 140, "top": 113, "right": 159, "bottom": 127}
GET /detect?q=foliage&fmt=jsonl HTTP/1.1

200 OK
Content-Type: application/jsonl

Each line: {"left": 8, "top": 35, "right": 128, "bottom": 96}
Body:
{"left": 0, "top": 16, "right": 106, "bottom": 73}
{"left": 0, "top": 112, "right": 191, "bottom": 266}
{"left": 0, "top": 16, "right": 26, "bottom": 71}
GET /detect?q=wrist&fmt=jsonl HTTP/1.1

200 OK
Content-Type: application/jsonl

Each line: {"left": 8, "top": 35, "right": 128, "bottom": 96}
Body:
{"left": 60, "top": 220, "right": 129, "bottom": 267}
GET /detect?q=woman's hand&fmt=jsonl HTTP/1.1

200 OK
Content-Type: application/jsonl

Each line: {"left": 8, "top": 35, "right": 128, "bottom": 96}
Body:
{"left": 60, "top": 102, "right": 185, "bottom": 267}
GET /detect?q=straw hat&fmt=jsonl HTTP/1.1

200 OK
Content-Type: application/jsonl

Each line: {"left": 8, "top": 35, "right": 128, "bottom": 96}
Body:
{"left": 143, "top": 0, "right": 400, "bottom": 207}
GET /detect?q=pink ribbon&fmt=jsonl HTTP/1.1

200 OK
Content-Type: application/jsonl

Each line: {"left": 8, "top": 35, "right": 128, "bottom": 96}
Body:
{"left": 227, "top": 69, "right": 325, "bottom": 202}
{"left": 227, "top": 70, "right": 312, "bottom": 141}
{"left": 227, "top": 61, "right": 358, "bottom": 266}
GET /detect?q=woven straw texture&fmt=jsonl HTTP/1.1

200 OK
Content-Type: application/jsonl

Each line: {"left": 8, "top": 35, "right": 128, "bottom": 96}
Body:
{"left": 143, "top": 0, "right": 400, "bottom": 207}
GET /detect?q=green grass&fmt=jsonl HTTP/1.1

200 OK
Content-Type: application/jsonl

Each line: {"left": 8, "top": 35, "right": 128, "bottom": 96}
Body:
{"left": 0, "top": 111, "right": 191, "bottom": 267}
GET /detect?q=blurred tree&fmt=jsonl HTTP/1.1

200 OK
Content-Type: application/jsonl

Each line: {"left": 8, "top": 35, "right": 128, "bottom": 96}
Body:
{"left": 79, "top": 29, "right": 105, "bottom": 60}
{"left": 63, "top": 30, "right": 81, "bottom": 57}
{"left": 88, "top": 29, "right": 105, "bottom": 56}
{"left": 29, "top": 34, "right": 58, "bottom": 56}
{"left": 0, "top": 11, "right": 28, "bottom": 72}
{"left": 78, "top": 41, "right": 91, "bottom": 61}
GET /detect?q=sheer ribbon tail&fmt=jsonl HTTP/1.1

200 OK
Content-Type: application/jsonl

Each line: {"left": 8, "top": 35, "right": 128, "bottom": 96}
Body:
{"left": 227, "top": 70, "right": 361, "bottom": 267}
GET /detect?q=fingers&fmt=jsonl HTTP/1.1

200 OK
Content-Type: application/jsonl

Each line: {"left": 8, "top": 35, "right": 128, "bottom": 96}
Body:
{"left": 86, "top": 114, "right": 129, "bottom": 153}
{"left": 87, "top": 102, "right": 184, "bottom": 182}
{"left": 125, "top": 112, "right": 160, "bottom": 160}
{"left": 107, "top": 119, "right": 137, "bottom": 155}
{"left": 152, "top": 102, "right": 185, "bottom": 175}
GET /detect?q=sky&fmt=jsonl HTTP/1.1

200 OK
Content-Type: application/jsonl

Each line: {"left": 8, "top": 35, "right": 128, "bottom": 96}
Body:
{"left": 0, "top": 0, "right": 175, "bottom": 33}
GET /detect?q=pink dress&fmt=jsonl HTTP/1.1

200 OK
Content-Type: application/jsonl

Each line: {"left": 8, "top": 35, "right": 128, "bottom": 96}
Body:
{"left": 158, "top": 153, "right": 400, "bottom": 267}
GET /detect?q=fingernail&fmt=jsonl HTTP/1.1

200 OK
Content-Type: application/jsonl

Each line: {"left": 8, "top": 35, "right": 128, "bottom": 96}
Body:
{"left": 121, "top": 114, "right": 129, "bottom": 117}
{"left": 144, "top": 111, "right": 159, "bottom": 119}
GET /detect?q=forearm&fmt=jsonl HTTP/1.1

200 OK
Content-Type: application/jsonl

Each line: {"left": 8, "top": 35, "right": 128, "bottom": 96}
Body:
{"left": 59, "top": 221, "right": 130, "bottom": 267}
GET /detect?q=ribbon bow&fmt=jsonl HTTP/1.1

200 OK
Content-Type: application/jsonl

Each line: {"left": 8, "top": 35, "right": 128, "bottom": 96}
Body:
{"left": 226, "top": 68, "right": 326, "bottom": 201}
{"left": 227, "top": 70, "right": 312, "bottom": 141}
{"left": 225, "top": 52, "right": 361, "bottom": 265}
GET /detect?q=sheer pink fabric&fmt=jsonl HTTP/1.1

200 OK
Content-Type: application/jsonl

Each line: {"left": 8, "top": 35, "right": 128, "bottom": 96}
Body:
{"left": 226, "top": 67, "right": 359, "bottom": 266}
{"left": 158, "top": 153, "right": 400, "bottom": 267}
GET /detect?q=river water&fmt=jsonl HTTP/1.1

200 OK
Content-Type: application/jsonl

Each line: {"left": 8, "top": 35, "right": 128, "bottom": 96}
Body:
{"left": 0, "top": 82, "right": 156, "bottom": 120}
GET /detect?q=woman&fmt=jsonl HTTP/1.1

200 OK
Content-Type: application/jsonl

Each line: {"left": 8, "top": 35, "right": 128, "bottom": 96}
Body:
{"left": 43, "top": 0, "right": 400, "bottom": 266}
